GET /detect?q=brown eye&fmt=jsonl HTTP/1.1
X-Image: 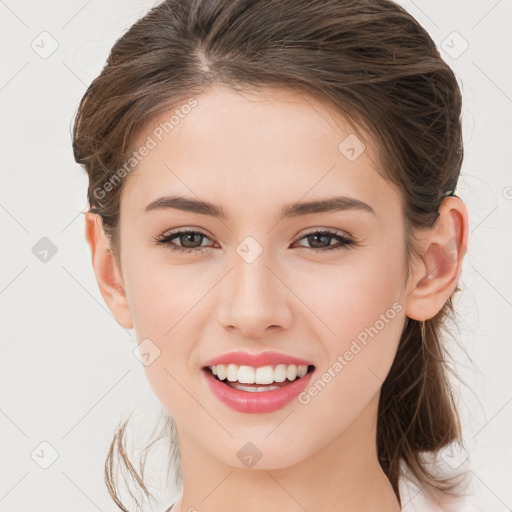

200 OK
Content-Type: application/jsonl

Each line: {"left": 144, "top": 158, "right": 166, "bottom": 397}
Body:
{"left": 293, "top": 230, "right": 356, "bottom": 252}
{"left": 155, "top": 229, "right": 213, "bottom": 252}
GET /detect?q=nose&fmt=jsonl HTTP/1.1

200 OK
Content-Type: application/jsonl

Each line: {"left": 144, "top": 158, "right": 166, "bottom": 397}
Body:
{"left": 217, "top": 250, "right": 292, "bottom": 338}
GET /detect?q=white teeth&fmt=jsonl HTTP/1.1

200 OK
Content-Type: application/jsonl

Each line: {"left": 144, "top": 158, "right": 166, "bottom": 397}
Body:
{"left": 255, "top": 366, "right": 275, "bottom": 385}
{"left": 208, "top": 363, "right": 311, "bottom": 384}
{"left": 238, "top": 365, "right": 255, "bottom": 384}
{"left": 216, "top": 364, "right": 227, "bottom": 380}
{"left": 274, "top": 364, "right": 287, "bottom": 382}
{"left": 226, "top": 364, "right": 238, "bottom": 382}
{"left": 286, "top": 365, "right": 298, "bottom": 381}
{"left": 233, "top": 383, "right": 281, "bottom": 392}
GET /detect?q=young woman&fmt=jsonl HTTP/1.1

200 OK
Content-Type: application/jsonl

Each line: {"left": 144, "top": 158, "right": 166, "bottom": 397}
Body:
{"left": 73, "top": 0, "right": 470, "bottom": 510}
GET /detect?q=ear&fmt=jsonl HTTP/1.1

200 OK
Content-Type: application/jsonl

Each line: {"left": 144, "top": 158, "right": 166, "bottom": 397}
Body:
{"left": 84, "top": 211, "right": 134, "bottom": 329}
{"left": 404, "top": 196, "right": 468, "bottom": 321}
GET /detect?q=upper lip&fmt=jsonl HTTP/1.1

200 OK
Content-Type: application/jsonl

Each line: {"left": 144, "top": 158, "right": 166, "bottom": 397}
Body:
{"left": 201, "top": 351, "right": 315, "bottom": 369}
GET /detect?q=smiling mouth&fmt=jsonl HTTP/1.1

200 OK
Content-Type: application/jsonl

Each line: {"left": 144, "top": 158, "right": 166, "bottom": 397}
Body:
{"left": 204, "top": 364, "right": 315, "bottom": 392}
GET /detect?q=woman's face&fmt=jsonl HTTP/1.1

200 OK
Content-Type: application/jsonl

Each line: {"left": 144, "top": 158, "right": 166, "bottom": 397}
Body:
{"left": 115, "top": 85, "right": 414, "bottom": 469}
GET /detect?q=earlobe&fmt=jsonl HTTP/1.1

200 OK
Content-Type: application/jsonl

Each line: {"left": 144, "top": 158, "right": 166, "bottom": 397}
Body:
{"left": 84, "top": 212, "right": 134, "bottom": 329}
{"left": 405, "top": 196, "right": 468, "bottom": 321}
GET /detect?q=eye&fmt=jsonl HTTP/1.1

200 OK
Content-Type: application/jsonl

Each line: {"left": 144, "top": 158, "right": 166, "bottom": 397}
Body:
{"left": 292, "top": 229, "right": 357, "bottom": 252}
{"left": 154, "top": 227, "right": 357, "bottom": 254}
{"left": 154, "top": 228, "right": 214, "bottom": 254}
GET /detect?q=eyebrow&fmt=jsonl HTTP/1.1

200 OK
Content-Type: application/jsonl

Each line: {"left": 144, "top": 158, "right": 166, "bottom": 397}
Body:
{"left": 144, "top": 194, "right": 376, "bottom": 219}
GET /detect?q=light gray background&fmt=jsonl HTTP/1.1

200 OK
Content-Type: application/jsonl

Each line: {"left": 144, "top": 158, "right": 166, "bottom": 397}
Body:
{"left": 1, "top": 1, "right": 511, "bottom": 511}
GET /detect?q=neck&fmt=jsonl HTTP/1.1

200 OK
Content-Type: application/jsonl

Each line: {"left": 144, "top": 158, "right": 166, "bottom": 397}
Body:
{"left": 171, "top": 393, "right": 401, "bottom": 512}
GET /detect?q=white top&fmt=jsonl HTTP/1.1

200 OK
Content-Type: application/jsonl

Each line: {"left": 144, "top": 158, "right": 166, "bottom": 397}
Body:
{"left": 398, "top": 473, "right": 472, "bottom": 512}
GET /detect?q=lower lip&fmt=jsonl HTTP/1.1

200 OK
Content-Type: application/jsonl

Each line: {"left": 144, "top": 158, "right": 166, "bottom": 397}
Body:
{"left": 202, "top": 368, "right": 314, "bottom": 413}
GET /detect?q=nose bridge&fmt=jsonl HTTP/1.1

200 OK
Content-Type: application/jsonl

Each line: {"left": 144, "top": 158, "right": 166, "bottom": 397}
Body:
{"left": 233, "top": 249, "right": 273, "bottom": 303}
{"left": 219, "top": 236, "right": 291, "bottom": 336}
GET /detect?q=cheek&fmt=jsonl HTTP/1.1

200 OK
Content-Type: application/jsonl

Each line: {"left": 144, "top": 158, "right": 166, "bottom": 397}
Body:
{"left": 123, "top": 252, "right": 215, "bottom": 396}
{"left": 305, "top": 242, "right": 407, "bottom": 400}
{"left": 301, "top": 244, "right": 406, "bottom": 348}
{"left": 124, "top": 254, "right": 204, "bottom": 337}
{"left": 337, "top": 261, "right": 405, "bottom": 346}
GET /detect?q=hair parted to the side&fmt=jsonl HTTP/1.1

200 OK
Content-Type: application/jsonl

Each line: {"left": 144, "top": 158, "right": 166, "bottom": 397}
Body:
{"left": 72, "top": 0, "right": 468, "bottom": 510}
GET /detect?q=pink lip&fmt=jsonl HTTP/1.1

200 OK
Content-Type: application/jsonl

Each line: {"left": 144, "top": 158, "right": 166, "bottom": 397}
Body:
{"left": 201, "top": 350, "right": 314, "bottom": 369}
{"left": 202, "top": 366, "right": 314, "bottom": 413}
{"left": 200, "top": 351, "right": 315, "bottom": 413}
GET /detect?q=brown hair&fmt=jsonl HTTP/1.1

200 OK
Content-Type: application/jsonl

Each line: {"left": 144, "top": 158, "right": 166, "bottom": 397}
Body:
{"left": 72, "top": 0, "right": 467, "bottom": 509}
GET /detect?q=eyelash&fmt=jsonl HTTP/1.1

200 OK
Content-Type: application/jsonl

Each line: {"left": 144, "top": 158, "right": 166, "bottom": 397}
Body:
{"left": 154, "top": 228, "right": 357, "bottom": 254}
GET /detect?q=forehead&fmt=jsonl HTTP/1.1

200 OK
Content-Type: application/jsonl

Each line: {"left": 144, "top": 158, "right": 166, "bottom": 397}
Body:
{"left": 121, "top": 85, "right": 400, "bottom": 222}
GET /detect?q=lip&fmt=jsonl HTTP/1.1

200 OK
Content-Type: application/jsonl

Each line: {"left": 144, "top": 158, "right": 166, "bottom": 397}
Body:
{"left": 201, "top": 350, "right": 314, "bottom": 369}
{"left": 202, "top": 366, "right": 314, "bottom": 413}
{"left": 200, "top": 351, "right": 315, "bottom": 414}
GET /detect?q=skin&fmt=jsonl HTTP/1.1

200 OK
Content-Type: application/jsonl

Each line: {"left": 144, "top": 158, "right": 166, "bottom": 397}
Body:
{"left": 85, "top": 85, "right": 468, "bottom": 512}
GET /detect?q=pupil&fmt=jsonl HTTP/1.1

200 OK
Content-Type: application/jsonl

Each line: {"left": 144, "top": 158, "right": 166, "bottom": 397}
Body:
{"left": 310, "top": 234, "right": 329, "bottom": 248}
{"left": 182, "top": 233, "right": 201, "bottom": 248}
